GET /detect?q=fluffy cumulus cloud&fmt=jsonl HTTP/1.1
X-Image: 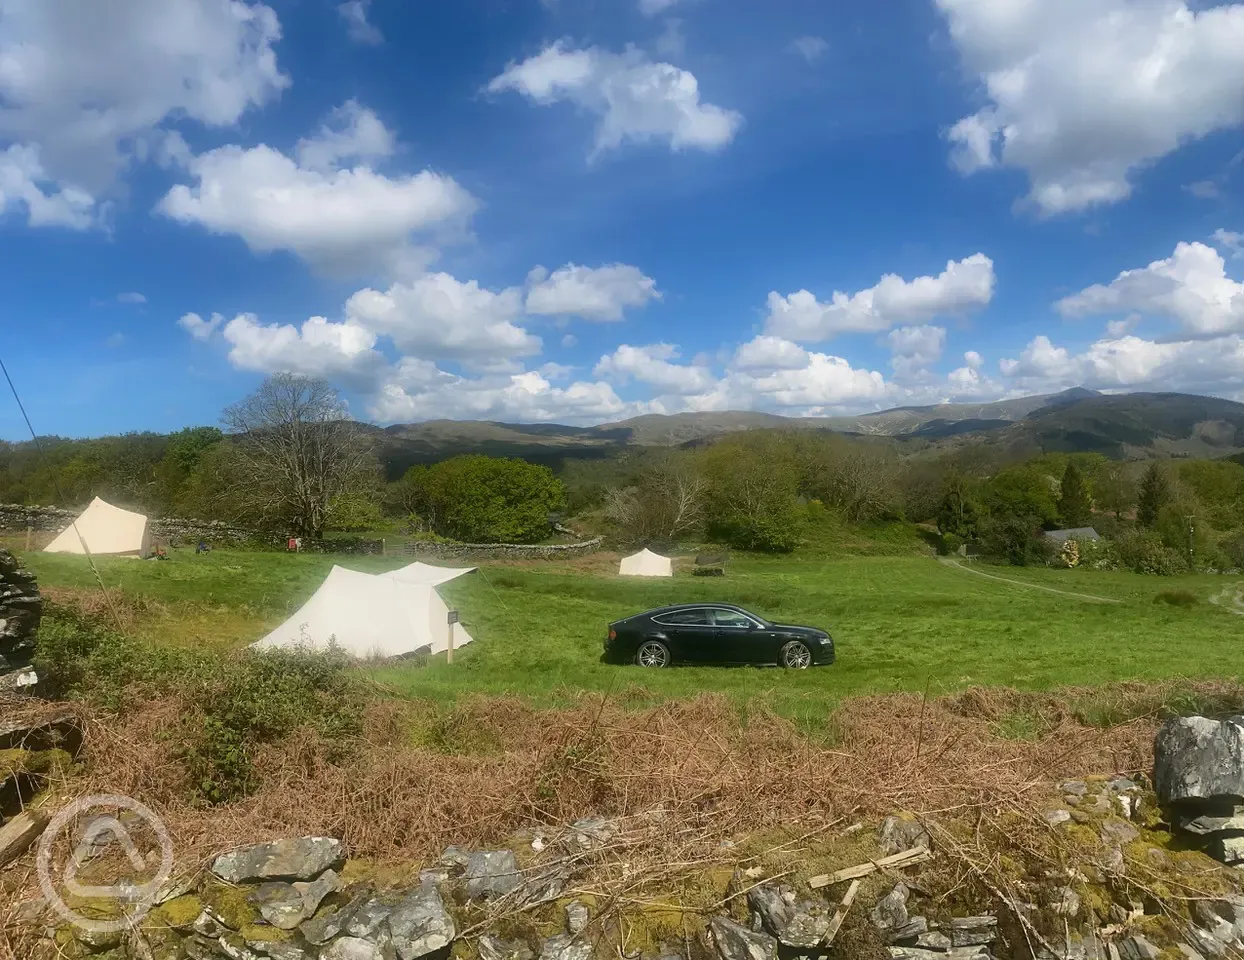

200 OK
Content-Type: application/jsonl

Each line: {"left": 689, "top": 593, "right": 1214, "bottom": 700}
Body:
{"left": 1001, "top": 332, "right": 1244, "bottom": 398}
{"left": 178, "top": 311, "right": 225, "bottom": 341}
{"left": 337, "top": 0, "right": 382, "bottom": 44}
{"left": 344, "top": 273, "right": 540, "bottom": 364}
{"left": 937, "top": 0, "right": 1244, "bottom": 216}
{"left": 158, "top": 103, "right": 475, "bottom": 276}
{"left": 732, "top": 335, "right": 810, "bottom": 372}
{"left": 0, "top": 0, "right": 287, "bottom": 226}
{"left": 1216, "top": 229, "right": 1244, "bottom": 259}
{"left": 886, "top": 324, "right": 947, "bottom": 378}
{"left": 728, "top": 350, "right": 890, "bottom": 412}
{"left": 594, "top": 343, "right": 717, "bottom": 394}
{"left": 0, "top": 145, "right": 97, "bottom": 229}
{"left": 221, "top": 314, "right": 386, "bottom": 387}
{"left": 765, "top": 254, "right": 995, "bottom": 341}
{"left": 487, "top": 41, "right": 742, "bottom": 156}
{"left": 525, "top": 263, "right": 660, "bottom": 321}
{"left": 1056, "top": 241, "right": 1244, "bottom": 336}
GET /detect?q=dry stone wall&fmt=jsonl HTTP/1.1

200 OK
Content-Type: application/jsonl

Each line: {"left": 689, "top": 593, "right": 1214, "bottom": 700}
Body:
{"left": 0, "top": 503, "right": 263, "bottom": 548}
{"left": 0, "top": 548, "right": 40, "bottom": 690}
{"left": 401, "top": 536, "right": 603, "bottom": 561}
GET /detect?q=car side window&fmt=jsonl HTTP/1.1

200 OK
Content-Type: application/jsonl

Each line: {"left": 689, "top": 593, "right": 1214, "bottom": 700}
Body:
{"left": 712, "top": 609, "right": 754, "bottom": 628}
{"left": 655, "top": 609, "right": 711, "bottom": 626}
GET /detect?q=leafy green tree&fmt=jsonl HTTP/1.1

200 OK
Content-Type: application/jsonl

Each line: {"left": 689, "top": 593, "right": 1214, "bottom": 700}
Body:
{"left": 1176, "top": 460, "right": 1244, "bottom": 531}
{"left": 1137, "top": 463, "right": 1171, "bottom": 528}
{"left": 1095, "top": 464, "right": 1135, "bottom": 522}
{"left": 935, "top": 472, "right": 979, "bottom": 541}
{"left": 700, "top": 433, "right": 803, "bottom": 552}
{"left": 1057, "top": 461, "right": 1092, "bottom": 528}
{"left": 982, "top": 464, "right": 1060, "bottom": 529}
{"left": 405, "top": 456, "right": 566, "bottom": 543}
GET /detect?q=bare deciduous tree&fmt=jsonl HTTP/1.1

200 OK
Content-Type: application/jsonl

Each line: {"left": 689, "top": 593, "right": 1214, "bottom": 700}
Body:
{"left": 221, "top": 374, "right": 379, "bottom": 539}
{"left": 603, "top": 457, "right": 708, "bottom": 544}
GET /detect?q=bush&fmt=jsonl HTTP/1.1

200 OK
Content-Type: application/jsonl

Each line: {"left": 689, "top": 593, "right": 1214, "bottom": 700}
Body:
{"left": 1074, "top": 537, "right": 1119, "bottom": 571}
{"left": 1219, "top": 532, "right": 1244, "bottom": 571}
{"left": 977, "top": 513, "right": 1045, "bottom": 566}
{"left": 1155, "top": 589, "right": 1199, "bottom": 608}
{"left": 1116, "top": 532, "right": 1186, "bottom": 576}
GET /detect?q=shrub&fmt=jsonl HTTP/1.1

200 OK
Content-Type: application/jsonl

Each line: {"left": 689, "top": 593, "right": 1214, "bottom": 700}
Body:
{"left": 1074, "top": 537, "right": 1119, "bottom": 571}
{"left": 1115, "top": 532, "right": 1185, "bottom": 576}
{"left": 1155, "top": 590, "right": 1199, "bottom": 608}
{"left": 1219, "top": 532, "right": 1244, "bottom": 571}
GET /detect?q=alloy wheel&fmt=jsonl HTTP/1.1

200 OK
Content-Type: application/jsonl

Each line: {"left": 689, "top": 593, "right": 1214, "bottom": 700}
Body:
{"left": 782, "top": 641, "right": 812, "bottom": 669}
{"left": 637, "top": 641, "right": 670, "bottom": 668}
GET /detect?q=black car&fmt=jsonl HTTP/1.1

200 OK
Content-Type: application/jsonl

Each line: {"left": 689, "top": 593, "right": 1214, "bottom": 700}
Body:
{"left": 604, "top": 603, "right": 835, "bottom": 669}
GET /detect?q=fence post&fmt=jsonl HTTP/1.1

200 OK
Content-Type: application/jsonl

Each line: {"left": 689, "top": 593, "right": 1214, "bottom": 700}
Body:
{"left": 25, "top": 524, "right": 32, "bottom": 550}
{"left": 447, "top": 609, "right": 458, "bottom": 664}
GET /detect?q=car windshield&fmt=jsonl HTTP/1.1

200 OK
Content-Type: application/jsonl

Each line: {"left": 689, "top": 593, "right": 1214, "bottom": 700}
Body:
{"left": 712, "top": 608, "right": 761, "bottom": 628}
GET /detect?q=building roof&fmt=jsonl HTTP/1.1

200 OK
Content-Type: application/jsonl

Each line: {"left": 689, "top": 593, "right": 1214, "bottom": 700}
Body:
{"left": 1043, "top": 527, "right": 1101, "bottom": 542}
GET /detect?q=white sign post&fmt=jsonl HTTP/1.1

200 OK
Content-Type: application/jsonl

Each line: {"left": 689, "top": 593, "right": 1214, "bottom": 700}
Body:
{"left": 447, "top": 609, "right": 459, "bottom": 664}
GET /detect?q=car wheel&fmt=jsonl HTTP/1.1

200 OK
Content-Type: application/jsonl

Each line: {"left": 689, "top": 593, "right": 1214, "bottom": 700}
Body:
{"left": 780, "top": 640, "right": 812, "bottom": 670}
{"left": 636, "top": 640, "right": 671, "bottom": 668}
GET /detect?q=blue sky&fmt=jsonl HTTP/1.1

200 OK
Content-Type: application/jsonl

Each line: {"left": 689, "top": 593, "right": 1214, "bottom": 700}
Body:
{"left": 1, "top": 0, "right": 1243, "bottom": 440}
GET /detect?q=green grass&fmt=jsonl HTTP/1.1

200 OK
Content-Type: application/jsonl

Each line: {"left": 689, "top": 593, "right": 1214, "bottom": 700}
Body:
{"left": 13, "top": 541, "right": 1244, "bottom": 717}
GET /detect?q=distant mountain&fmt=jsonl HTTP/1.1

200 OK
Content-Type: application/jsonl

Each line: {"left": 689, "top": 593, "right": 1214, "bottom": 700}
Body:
{"left": 373, "top": 388, "right": 1244, "bottom": 475}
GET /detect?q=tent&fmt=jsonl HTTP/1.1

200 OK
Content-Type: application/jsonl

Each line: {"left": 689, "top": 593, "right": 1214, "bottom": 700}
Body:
{"left": 251, "top": 565, "right": 473, "bottom": 660}
{"left": 619, "top": 548, "right": 673, "bottom": 578}
{"left": 44, "top": 497, "right": 151, "bottom": 559}
{"left": 381, "top": 560, "right": 477, "bottom": 586}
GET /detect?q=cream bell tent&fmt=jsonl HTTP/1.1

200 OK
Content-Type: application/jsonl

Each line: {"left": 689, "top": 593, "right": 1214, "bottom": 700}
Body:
{"left": 251, "top": 565, "right": 472, "bottom": 659}
{"left": 381, "top": 561, "right": 477, "bottom": 586}
{"left": 619, "top": 548, "right": 673, "bottom": 578}
{"left": 45, "top": 497, "right": 151, "bottom": 559}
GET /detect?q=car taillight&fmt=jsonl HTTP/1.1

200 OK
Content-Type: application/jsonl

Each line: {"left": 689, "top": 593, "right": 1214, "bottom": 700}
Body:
{"left": 608, "top": 629, "right": 617, "bottom": 640}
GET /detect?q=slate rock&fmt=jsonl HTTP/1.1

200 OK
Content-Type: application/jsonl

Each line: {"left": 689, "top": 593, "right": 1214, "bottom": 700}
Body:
{"left": 1118, "top": 936, "right": 1161, "bottom": 960}
{"left": 439, "top": 846, "right": 471, "bottom": 868}
{"left": 246, "top": 944, "right": 311, "bottom": 960}
{"left": 479, "top": 935, "right": 535, "bottom": 960}
{"left": 914, "top": 931, "right": 953, "bottom": 951}
{"left": 886, "top": 918, "right": 930, "bottom": 945}
{"left": 747, "top": 883, "right": 831, "bottom": 948}
{"left": 1108, "top": 778, "right": 1140, "bottom": 793}
{"left": 388, "top": 884, "right": 456, "bottom": 960}
{"left": 949, "top": 917, "right": 997, "bottom": 947}
{"left": 709, "top": 917, "right": 778, "bottom": 960}
{"left": 566, "top": 817, "right": 617, "bottom": 850}
{"left": 1154, "top": 717, "right": 1244, "bottom": 807}
{"left": 1185, "top": 927, "right": 1227, "bottom": 959}
{"left": 1046, "top": 810, "right": 1072, "bottom": 826}
{"left": 1207, "top": 834, "right": 1244, "bottom": 865}
{"left": 878, "top": 817, "right": 931, "bottom": 856}
{"left": 871, "top": 884, "right": 910, "bottom": 934}
{"left": 249, "top": 883, "right": 308, "bottom": 930}
{"left": 521, "top": 864, "right": 572, "bottom": 906}
{"left": 1062, "top": 781, "right": 1089, "bottom": 797}
{"left": 889, "top": 949, "right": 990, "bottom": 960}
{"left": 345, "top": 898, "right": 393, "bottom": 940}
{"left": 322, "top": 938, "right": 385, "bottom": 960}
{"left": 465, "top": 851, "right": 523, "bottom": 900}
{"left": 1101, "top": 821, "right": 1139, "bottom": 844}
{"left": 211, "top": 837, "right": 344, "bottom": 883}
{"left": 192, "top": 909, "right": 232, "bottom": 938}
{"left": 1177, "top": 804, "right": 1244, "bottom": 835}
{"left": 539, "top": 935, "right": 594, "bottom": 960}
{"left": 302, "top": 893, "right": 368, "bottom": 945}
{"left": 566, "top": 901, "right": 589, "bottom": 936}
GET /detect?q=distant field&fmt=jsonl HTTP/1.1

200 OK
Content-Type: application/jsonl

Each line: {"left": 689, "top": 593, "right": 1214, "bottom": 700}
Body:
{"left": 10, "top": 539, "right": 1244, "bottom": 717}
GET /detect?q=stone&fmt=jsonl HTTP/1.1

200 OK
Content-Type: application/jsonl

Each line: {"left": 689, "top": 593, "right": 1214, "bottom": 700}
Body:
{"left": 1118, "top": 936, "right": 1160, "bottom": 960}
{"left": 1062, "top": 781, "right": 1090, "bottom": 797}
{"left": 345, "top": 898, "right": 393, "bottom": 940}
{"left": 479, "top": 935, "right": 534, "bottom": 960}
{"left": 1154, "top": 717, "right": 1244, "bottom": 807}
{"left": 1180, "top": 947, "right": 1206, "bottom": 960}
{"left": 1177, "top": 804, "right": 1244, "bottom": 835}
{"left": 949, "top": 917, "right": 997, "bottom": 947}
{"left": 1101, "top": 822, "right": 1139, "bottom": 844}
{"left": 465, "top": 851, "right": 523, "bottom": 900}
{"left": 1053, "top": 887, "right": 1082, "bottom": 918}
{"left": 566, "top": 901, "right": 589, "bottom": 936}
{"left": 566, "top": 816, "right": 617, "bottom": 849}
{"left": 1186, "top": 927, "right": 1228, "bottom": 959}
{"left": 871, "top": 884, "right": 910, "bottom": 935}
{"left": 1101, "top": 847, "right": 1126, "bottom": 875}
{"left": 1208, "top": 835, "right": 1244, "bottom": 865}
{"left": 420, "top": 868, "right": 453, "bottom": 888}
{"left": 249, "top": 883, "right": 307, "bottom": 930}
{"left": 211, "top": 837, "right": 344, "bottom": 884}
{"left": 709, "top": 917, "right": 778, "bottom": 960}
{"left": 388, "top": 884, "right": 456, "bottom": 960}
{"left": 439, "top": 846, "right": 471, "bottom": 868}
{"left": 1087, "top": 795, "right": 1112, "bottom": 815}
{"left": 520, "top": 865, "right": 571, "bottom": 906}
{"left": 878, "top": 817, "right": 931, "bottom": 856}
{"left": 886, "top": 918, "right": 930, "bottom": 945}
{"left": 73, "top": 926, "right": 124, "bottom": 950}
{"left": 192, "top": 909, "right": 232, "bottom": 938}
{"left": 247, "top": 945, "right": 311, "bottom": 960}
{"left": 889, "top": 949, "right": 990, "bottom": 960}
{"left": 1045, "top": 809, "right": 1072, "bottom": 826}
{"left": 0, "top": 549, "right": 41, "bottom": 684}
{"left": 747, "top": 884, "right": 831, "bottom": 948}
{"left": 539, "top": 935, "right": 593, "bottom": 960}
{"left": 914, "top": 931, "right": 953, "bottom": 951}
{"left": 322, "top": 938, "right": 386, "bottom": 960}
{"left": 302, "top": 894, "right": 367, "bottom": 945}
{"left": 1107, "top": 778, "right": 1140, "bottom": 793}
{"left": 295, "top": 869, "right": 340, "bottom": 918}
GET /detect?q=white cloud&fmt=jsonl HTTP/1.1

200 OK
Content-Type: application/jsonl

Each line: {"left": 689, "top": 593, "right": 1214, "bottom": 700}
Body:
{"left": 178, "top": 311, "right": 225, "bottom": 342}
{"left": 1187, "top": 180, "right": 1222, "bottom": 200}
{"left": 790, "top": 36, "right": 828, "bottom": 62}
{"left": 345, "top": 273, "right": 540, "bottom": 363}
{"left": 937, "top": 0, "right": 1244, "bottom": 216}
{"left": 371, "top": 369, "right": 631, "bottom": 424}
{"left": 1000, "top": 331, "right": 1244, "bottom": 397}
{"left": 0, "top": 0, "right": 287, "bottom": 212}
{"left": 638, "top": 0, "right": 682, "bottom": 16}
{"left": 0, "top": 145, "right": 96, "bottom": 228}
{"left": 963, "top": 350, "right": 983, "bottom": 369}
{"left": 525, "top": 263, "right": 660, "bottom": 321}
{"left": 1056, "top": 241, "right": 1244, "bottom": 336}
{"left": 886, "top": 324, "right": 946, "bottom": 378}
{"left": 487, "top": 41, "right": 742, "bottom": 156}
{"left": 732, "top": 335, "right": 810, "bottom": 372}
{"left": 594, "top": 343, "right": 716, "bottom": 394}
{"left": 1107, "top": 313, "right": 1142, "bottom": 337}
{"left": 117, "top": 292, "right": 146, "bottom": 305}
{"left": 337, "top": 0, "right": 382, "bottom": 45}
{"left": 222, "top": 313, "right": 385, "bottom": 386}
{"left": 561, "top": 333, "right": 578, "bottom": 348}
{"left": 158, "top": 104, "right": 475, "bottom": 276}
{"left": 655, "top": 18, "right": 686, "bottom": 59}
{"left": 1214, "top": 228, "right": 1244, "bottom": 259}
{"left": 765, "top": 254, "right": 995, "bottom": 341}
{"left": 728, "top": 351, "right": 890, "bottom": 411}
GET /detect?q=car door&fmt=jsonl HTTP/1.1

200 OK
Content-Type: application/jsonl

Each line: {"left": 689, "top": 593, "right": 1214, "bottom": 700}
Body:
{"left": 652, "top": 608, "right": 716, "bottom": 662}
{"left": 710, "top": 608, "right": 767, "bottom": 663}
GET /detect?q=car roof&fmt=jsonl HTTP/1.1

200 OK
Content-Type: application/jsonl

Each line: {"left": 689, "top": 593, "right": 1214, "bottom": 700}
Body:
{"left": 643, "top": 602, "right": 752, "bottom": 616}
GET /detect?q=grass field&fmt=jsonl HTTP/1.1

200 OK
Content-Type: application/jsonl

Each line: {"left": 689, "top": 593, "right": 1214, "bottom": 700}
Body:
{"left": 11, "top": 540, "right": 1244, "bottom": 719}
